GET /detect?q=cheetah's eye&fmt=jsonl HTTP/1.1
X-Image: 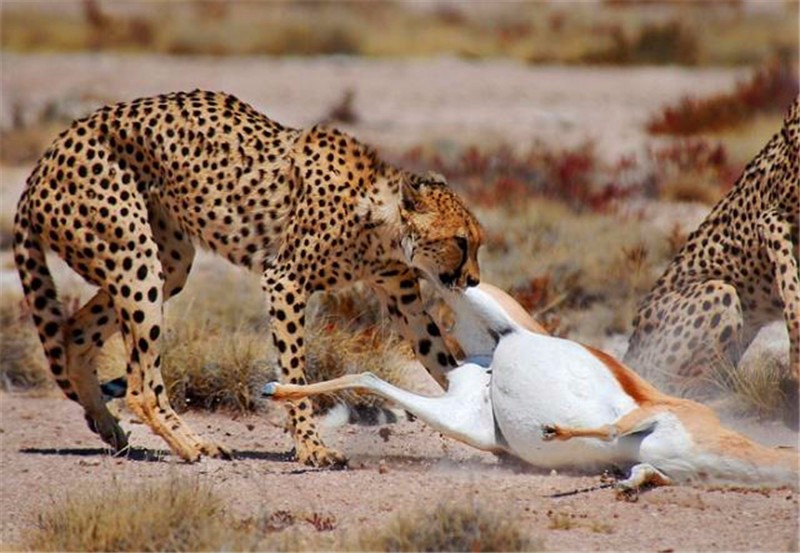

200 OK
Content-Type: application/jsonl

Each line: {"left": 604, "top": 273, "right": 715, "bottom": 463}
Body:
{"left": 454, "top": 236, "right": 468, "bottom": 255}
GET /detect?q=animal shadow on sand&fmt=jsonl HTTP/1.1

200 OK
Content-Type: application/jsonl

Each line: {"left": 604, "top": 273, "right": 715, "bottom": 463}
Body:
{"left": 19, "top": 446, "right": 298, "bottom": 464}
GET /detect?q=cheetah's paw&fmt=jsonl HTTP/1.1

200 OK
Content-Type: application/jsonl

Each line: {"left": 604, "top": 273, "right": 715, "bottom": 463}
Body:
{"left": 297, "top": 444, "right": 348, "bottom": 469}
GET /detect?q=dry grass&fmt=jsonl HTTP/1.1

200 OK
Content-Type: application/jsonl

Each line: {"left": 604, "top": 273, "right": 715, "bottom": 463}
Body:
{"left": 158, "top": 268, "right": 416, "bottom": 416}
{"left": 589, "top": 520, "right": 616, "bottom": 534}
{"left": 547, "top": 510, "right": 614, "bottom": 534}
{"left": 1, "top": 2, "right": 795, "bottom": 66}
{"left": 476, "top": 200, "right": 672, "bottom": 338}
{"left": 705, "top": 114, "right": 785, "bottom": 166}
{"left": 28, "top": 476, "right": 248, "bottom": 551}
{"left": 25, "top": 474, "right": 318, "bottom": 552}
{"left": 160, "top": 315, "right": 273, "bottom": 413}
{"left": 582, "top": 18, "right": 699, "bottom": 65}
{"left": 358, "top": 499, "right": 541, "bottom": 552}
{"left": 26, "top": 479, "right": 538, "bottom": 552}
{"left": 647, "top": 139, "right": 736, "bottom": 205}
{"left": 157, "top": 270, "right": 273, "bottom": 413}
{"left": 0, "top": 217, "right": 16, "bottom": 250}
{"left": 305, "top": 284, "right": 417, "bottom": 417}
{"left": 0, "top": 122, "right": 66, "bottom": 165}
{"left": 709, "top": 351, "right": 791, "bottom": 420}
{"left": 0, "top": 290, "right": 50, "bottom": 392}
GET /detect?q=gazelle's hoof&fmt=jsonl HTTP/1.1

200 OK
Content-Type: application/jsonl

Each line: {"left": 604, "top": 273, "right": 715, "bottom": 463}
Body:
{"left": 541, "top": 424, "right": 558, "bottom": 441}
{"left": 261, "top": 381, "right": 279, "bottom": 398}
{"left": 614, "top": 485, "right": 640, "bottom": 503}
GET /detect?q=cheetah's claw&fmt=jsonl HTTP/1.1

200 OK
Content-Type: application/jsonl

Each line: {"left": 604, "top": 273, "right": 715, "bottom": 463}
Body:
{"left": 199, "top": 441, "right": 234, "bottom": 460}
{"left": 297, "top": 445, "right": 349, "bottom": 469}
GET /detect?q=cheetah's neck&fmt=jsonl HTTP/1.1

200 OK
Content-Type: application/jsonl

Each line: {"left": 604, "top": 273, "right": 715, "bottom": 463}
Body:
{"left": 363, "top": 165, "right": 414, "bottom": 251}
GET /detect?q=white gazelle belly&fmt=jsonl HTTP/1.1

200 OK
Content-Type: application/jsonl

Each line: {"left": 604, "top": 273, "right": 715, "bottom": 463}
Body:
{"left": 491, "top": 332, "right": 639, "bottom": 468}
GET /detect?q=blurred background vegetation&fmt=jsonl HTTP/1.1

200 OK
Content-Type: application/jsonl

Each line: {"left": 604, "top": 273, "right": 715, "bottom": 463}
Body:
{"left": 2, "top": 0, "right": 797, "bottom": 65}
{"left": 1, "top": 0, "right": 797, "bottom": 413}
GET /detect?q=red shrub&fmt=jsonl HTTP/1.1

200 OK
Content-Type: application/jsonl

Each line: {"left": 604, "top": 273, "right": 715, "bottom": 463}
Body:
{"left": 647, "top": 57, "right": 799, "bottom": 135}
{"left": 399, "top": 143, "right": 631, "bottom": 212}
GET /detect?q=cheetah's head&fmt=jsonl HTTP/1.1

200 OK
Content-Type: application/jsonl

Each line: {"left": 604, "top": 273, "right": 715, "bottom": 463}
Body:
{"left": 399, "top": 172, "right": 483, "bottom": 291}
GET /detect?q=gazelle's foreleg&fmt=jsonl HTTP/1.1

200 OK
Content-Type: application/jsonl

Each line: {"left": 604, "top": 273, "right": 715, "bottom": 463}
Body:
{"left": 541, "top": 423, "right": 617, "bottom": 441}
{"left": 541, "top": 412, "right": 673, "bottom": 492}
{"left": 541, "top": 407, "right": 659, "bottom": 443}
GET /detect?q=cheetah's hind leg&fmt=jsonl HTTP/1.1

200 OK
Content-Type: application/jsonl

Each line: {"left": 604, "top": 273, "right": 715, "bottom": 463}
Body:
{"left": 64, "top": 290, "right": 129, "bottom": 452}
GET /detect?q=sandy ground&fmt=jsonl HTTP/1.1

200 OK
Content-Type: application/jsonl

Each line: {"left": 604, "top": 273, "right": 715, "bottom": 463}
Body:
{"left": 1, "top": 391, "right": 798, "bottom": 551}
{"left": 1, "top": 55, "right": 798, "bottom": 551}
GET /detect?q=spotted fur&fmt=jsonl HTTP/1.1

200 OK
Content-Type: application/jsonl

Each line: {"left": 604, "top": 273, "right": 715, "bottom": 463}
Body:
{"left": 13, "top": 90, "right": 483, "bottom": 465}
{"left": 625, "top": 98, "right": 799, "bottom": 400}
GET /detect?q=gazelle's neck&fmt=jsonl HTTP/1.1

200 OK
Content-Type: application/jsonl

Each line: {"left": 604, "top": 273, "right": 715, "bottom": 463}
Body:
{"left": 443, "top": 283, "right": 547, "bottom": 358}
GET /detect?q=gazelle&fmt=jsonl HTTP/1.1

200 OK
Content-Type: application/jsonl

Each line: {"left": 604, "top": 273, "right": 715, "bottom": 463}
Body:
{"left": 263, "top": 283, "right": 798, "bottom": 489}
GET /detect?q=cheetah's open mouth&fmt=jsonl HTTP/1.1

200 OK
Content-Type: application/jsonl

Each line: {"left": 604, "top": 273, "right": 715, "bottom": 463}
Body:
{"left": 439, "top": 271, "right": 458, "bottom": 288}
{"left": 438, "top": 270, "right": 479, "bottom": 290}
{"left": 438, "top": 270, "right": 464, "bottom": 290}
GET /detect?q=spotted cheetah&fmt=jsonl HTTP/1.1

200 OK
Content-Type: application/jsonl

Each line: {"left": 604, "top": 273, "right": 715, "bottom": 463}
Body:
{"left": 624, "top": 97, "right": 799, "bottom": 407}
{"left": 13, "top": 90, "right": 483, "bottom": 465}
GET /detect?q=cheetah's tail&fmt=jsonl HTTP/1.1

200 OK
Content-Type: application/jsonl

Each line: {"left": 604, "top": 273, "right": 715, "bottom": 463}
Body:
{"left": 12, "top": 195, "right": 78, "bottom": 402}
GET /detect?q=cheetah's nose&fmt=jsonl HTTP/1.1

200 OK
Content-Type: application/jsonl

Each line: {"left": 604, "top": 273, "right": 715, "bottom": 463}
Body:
{"left": 466, "top": 275, "right": 480, "bottom": 287}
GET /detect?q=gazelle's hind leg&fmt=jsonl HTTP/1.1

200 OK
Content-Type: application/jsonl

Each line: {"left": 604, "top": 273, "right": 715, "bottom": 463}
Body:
{"left": 262, "top": 373, "right": 374, "bottom": 401}
{"left": 617, "top": 463, "right": 672, "bottom": 492}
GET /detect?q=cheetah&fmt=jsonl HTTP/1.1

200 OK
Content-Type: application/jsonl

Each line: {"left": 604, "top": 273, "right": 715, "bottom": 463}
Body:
{"left": 13, "top": 90, "right": 483, "bottom": 465}
{"left": 624, "top": 97, "right": 799, "bottom": 414}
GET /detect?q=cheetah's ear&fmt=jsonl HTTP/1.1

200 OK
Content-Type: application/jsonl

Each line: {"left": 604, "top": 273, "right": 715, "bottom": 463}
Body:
{"left": 401, "top": 180, "right": 427, "bottom": 213}
{"left": 424, "top": 171, "right": 448, "bottom": 186}
{"left": 401, "top": 172, "right": 445, "bottom": 213}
